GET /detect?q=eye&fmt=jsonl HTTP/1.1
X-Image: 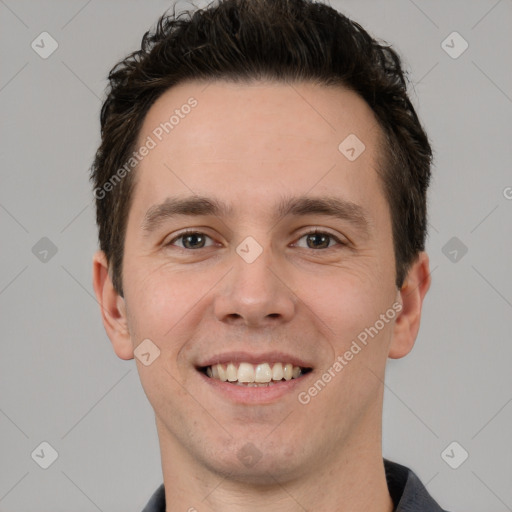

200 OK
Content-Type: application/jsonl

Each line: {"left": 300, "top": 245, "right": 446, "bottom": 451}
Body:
{"left": 293, "top": 229, "right": 345, "bottom": 250}
{"left": 165, "top": 229, "right": 345, "bottom": 250}
{"left": 167, "top": 230, "right": 216, "bottom": 250}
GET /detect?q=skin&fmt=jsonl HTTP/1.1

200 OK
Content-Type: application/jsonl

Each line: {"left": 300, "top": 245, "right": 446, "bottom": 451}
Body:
{"left": 93, "top": 80, "right": 430, "bottom": 512}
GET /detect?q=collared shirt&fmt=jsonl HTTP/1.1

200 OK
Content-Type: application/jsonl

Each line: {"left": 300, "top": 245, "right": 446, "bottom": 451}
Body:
{"left": 141, "top": 459, "right": 451, "bottom": 511}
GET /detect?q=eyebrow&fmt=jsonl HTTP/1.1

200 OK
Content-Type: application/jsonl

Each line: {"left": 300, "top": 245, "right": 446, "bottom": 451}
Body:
{"left": 141, "top": 194, "right": 370, "bottom": 237}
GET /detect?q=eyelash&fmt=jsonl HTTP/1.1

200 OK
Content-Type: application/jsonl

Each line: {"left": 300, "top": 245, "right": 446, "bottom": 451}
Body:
{"left": 166, "top": 228, "right": 346, "bottom": 250}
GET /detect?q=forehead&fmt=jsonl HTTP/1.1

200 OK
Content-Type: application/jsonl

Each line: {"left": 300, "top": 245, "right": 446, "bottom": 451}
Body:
{"left": 131, "top": 79, "right": 386, "bottom": 221}
{"left": 141, "top": 79, "right": 380, "bottom": 157}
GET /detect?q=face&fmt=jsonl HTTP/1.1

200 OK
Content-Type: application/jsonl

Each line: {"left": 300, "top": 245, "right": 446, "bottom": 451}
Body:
{"left": 94, "top": 80, "right": 429, "bottom": 484}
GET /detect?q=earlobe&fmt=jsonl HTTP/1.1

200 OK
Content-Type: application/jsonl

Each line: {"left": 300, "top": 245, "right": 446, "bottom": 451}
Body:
{"left": 388, "top": 252, "right": 431, "bottom": 359}
{"left": 92, "top": 250, "right": 134, "bottom": 360}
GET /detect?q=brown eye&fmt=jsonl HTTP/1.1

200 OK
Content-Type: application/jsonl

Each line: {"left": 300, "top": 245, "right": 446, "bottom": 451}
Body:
{"left": 168, "top": 231, "right": 214, "bottom": 249}
{"left": 294, "top": 230, "right": 344, "bottom": 250}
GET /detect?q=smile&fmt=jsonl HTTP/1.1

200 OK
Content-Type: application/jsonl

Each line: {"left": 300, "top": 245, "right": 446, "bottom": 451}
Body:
{"left": 200, "top": 362, "right": 312, "bottom": 387}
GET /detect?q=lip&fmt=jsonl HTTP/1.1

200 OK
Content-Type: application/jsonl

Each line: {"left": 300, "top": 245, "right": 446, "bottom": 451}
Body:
{"left": 196, "top": 351, "right": 314, "bottom": 369}
{"left": 198, "top": 369, "right": 314, "bottom": 404}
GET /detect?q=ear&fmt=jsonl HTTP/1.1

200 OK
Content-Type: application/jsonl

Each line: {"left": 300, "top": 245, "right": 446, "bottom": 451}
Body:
{"left": 388, "top": 251, "right": 431, "bottom": 359}
{"left": 92, "top": 250, "right": 134, "bottom": 360}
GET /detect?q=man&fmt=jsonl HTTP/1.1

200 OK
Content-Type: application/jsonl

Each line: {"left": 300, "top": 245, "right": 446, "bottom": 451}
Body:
{"left": 91, "top": 0, "right": 449, "bottom": 510}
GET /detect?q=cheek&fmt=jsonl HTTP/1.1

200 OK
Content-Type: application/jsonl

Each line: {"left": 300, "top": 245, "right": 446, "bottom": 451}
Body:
{"left": 123, "top": 265, "right": 197, "bottom": 343}
{"left": 123, "top": 269, "right": 207, "bottom": 397}
{"left": 299, "top": 265, "right": 391, "bottom": 340}
{"left": 123, "top": 262, "right": 226, "bottom": 365}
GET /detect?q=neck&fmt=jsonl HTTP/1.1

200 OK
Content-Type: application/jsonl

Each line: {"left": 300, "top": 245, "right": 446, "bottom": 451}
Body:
{"left": 156, "top": 413, "right": 394, "bottom": 512}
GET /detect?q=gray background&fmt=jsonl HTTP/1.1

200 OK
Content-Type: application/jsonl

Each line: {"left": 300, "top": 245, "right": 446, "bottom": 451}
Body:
{"left": 1, "top": 0, "right": 511, "bottom": 510}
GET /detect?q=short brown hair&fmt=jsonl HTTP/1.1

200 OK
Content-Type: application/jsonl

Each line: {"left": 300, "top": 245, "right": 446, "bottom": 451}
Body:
{"left": 91, "top": 0, "right": 433, "bottom": 296}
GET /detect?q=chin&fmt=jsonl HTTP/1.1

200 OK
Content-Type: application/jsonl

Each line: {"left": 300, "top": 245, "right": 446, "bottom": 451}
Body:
{"left": 200, "top": 440, "right": 307, "bottom": 486}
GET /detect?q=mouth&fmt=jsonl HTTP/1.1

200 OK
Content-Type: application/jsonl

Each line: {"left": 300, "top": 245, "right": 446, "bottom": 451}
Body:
{"left": 198, "top": 362, "right": 313, "bottom": 387}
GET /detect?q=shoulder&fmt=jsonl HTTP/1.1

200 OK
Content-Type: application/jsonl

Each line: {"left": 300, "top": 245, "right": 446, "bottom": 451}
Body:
{"left": 140, "top": 483, "right": 165, "bottom": 512}
{"left": 384, "top": 459, "right": 452, "bottom": 512}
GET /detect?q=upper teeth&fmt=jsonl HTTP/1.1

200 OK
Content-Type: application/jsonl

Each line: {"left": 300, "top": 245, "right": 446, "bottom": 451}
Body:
{"left": 206, "top": 362, "right": 303, "bottom": 383}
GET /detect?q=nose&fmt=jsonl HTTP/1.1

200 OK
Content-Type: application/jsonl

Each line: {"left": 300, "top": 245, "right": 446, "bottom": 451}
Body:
{"left": 213, "top": 242, "right": 296, "bottom": 328}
